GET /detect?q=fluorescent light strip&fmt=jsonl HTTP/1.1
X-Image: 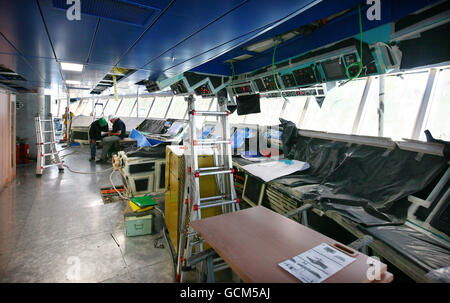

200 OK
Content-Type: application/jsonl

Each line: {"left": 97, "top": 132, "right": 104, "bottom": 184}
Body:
{"left": 61, "top": 62, "right": 84, "bottom": 72}
{"left": 65, "top": 80, "right": 81, "bottom": 85}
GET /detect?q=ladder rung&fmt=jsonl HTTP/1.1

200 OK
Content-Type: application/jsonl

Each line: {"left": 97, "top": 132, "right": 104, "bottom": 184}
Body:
{"left": 193, "top": 139, "right": 230, "bottom": 146}
{"left": 198, "top": 166, "right": 223, "bottom": 172}
{"left": 190, "top": 239, "right": 205, "bottom": 246}
{"left": 195, "top": 168, "right": 233, "bottom": 177}
{"left": 191, "top": 110, "right": 229, "bottom": 116}
{"left": 200, "top": 195, "right": 226, "bottom": 202}
{"left": 213, "top": 263, "right": 229, "bottom": 272}
{"left": 41, "top": 163, "right": 62, "bottom": 168}
{"left": 42, "top": 152, "right": 59, "bottom": 156}
{"left": 197, "top": 199, "right": 238, "bottom": 210}
{"left": 41, "top": 131, "right": 54, "bottom": 133}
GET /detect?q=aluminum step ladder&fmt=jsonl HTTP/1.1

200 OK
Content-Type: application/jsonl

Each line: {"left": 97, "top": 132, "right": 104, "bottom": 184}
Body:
{"left": 35, "top": 114, "right": 64, "bottom": 175}
{"left": 176, "top": 94, "right": 239, "bottom": 282}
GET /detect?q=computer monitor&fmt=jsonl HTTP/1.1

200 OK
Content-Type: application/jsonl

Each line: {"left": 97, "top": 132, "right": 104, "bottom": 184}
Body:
{"left": 166, "top": 121, "right": 184, "bottom": 136}
{"left": 430, "top": 199, "right": 450, "bottom": 236}
{"left": 242, "top": 174, "right": 266, "bottom": 207}
{"left": 321, "top": 58, "right": 346, "bottom": 81}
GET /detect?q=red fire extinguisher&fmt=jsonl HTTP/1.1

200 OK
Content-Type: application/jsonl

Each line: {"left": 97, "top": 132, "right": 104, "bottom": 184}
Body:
{"left": 16, "top": 138, "right": 30, "bottom": 164}
{"left": 21, "top": 143, "right": 30, "bottom": 164}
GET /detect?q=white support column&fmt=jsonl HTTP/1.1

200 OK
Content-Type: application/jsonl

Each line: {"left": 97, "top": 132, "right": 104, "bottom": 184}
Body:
{"left": 411, "top": 68, "right": 439, "bottom": 140}
{"left": 136, "top": 89, "right": 139, "bottom": 117}
{"left": 297, "top": 97, "right": 311, "bottom": 128}
{"left": 378, "top": 75, "right": 385, "bottom": 137}
{"left": 146, "top": 97, "right": 156, "bottom": 118}
{"left": 114, "top": 97, "right": 124, "bottom": 115}
{"left": 164, "top": 96, "right": 174, "bottom": 119}
{"left": 352, "top": 77, "right": 372, "bottom": 134}
{"left": 129, "top": 97, "right": 138, "bottom": 117}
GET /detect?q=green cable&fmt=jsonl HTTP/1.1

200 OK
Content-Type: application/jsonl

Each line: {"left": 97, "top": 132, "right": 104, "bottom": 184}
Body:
{"left": 229, "top": 61, "right": 237, "bottom": 95}
{"left": 345, "top": 4, "right": 363, "bottom": 81}
{"left": 272, "top": 40, "right": 288, "bottom": 102}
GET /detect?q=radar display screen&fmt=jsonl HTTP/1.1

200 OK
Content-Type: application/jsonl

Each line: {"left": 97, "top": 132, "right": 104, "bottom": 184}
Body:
{"left": 321, "top": 58, "right": 346, "bottom": 81}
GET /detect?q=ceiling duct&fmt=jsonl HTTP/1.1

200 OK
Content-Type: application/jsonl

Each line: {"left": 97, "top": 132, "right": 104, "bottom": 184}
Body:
{"left": 90, "top": 67, "right": 136, "bottom": 95}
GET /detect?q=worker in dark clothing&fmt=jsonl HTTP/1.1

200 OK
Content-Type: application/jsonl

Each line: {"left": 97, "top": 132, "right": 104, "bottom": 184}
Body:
{"left": 97, "top": 115, "right": 126, "bottom": 163}
{"left": 88, "top": 117, "right": 109, "bottom": 161}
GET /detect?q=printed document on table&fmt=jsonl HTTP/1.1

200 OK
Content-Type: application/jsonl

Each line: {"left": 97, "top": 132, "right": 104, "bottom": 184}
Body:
{"left": 279, "top": 243, "right": 356, "bottom": 283}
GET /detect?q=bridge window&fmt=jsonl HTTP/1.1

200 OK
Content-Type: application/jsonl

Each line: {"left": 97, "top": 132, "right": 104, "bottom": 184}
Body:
{"left": 75, "top": 98, "right": 91, "bottom": 116}
{"left": 137, "top": 96, "right": 154, "bottom": 118}
{"left": 244, "top": 97, "right": 284, "bottom": 126}
{"left": 166, "top": 96, "right": 188, "bottom": 119}
{"left": 421, "top": 68, "right": 450, "bottom": 141}
{"left": 117, "top": 97, "right": 137, "bottom": 117}
{"left": 148, "top": 96, "right": 171, "bottom": 118}
{"left": 103, "top": 98, "right": 122, "bottom": 116}
{"left": 303, "top": 79, "right": 366, "bottom": 134}
{"left": 281, "top": 96, "right": 308, "bottom": 127}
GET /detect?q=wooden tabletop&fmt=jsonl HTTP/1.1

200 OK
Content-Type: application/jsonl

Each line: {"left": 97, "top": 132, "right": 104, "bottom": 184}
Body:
{"left": 191, "top": 206, "right": 393, "bottom": 283}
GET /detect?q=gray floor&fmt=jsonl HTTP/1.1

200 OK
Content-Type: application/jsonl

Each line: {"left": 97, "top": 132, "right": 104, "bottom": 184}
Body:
{"left": 0, "top": 145, "right": 174, "bottom": 283}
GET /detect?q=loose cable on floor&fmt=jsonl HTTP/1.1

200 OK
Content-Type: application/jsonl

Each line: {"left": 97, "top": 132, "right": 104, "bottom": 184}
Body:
{"left": 64, "top": 164, "right": 113, "bottom": 175}
{"left": 109, "top": 170, "right": 128, "bottom": 200}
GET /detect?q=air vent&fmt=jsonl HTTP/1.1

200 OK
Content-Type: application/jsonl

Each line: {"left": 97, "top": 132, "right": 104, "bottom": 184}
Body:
{"left": 135, "top": 79, "right": 160, "bottom": 92}
{"left": 0, "top": 65, "right": 28, "bottom": 91}
{"left": 51, "top": 0, "right": 160, "bottom": 26}
{"left": 90, "top": 67, "right": 136, "bottom": 95}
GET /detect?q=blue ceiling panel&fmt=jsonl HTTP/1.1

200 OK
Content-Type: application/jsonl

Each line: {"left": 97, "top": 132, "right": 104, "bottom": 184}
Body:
{"left": 168, "top": 23, "right": 276, "bottom": 77}
{"left": 0, "top": 0, "right": 55, "bottom": 59}
{"left": 25, "top": 56, "right": 63, "bottom": 87}
{"left": 205, "top": 0, "right": 364, "bottom": 67}
{"left": 0, "top": 33, "right": 19, "bottom": 55}
{"left": 38, "top": 0, "right": 100, "bottom": 63}
{"left": 141, "top": 0, "right": 321, "bottom": 77}
{"left": 116, "top": 0, "right": 246, "bottom": 69}
{"left": 88, "top": 19, "right": 151, "bottom": 66}
{"left": 193, "top": 0, "right": 443, "bottom": 76}
{"left": 0, "top": 53, "right": 42, "bottom": 83}
{"left": 51, "top": 0, "right": 161, "bottom": 27}
{"left": 117, "top": 69, "right": 152, "bottom": 86}
{"left": 0, "top": 0, "right": 442, "bottom": 93}
{"left": 78, "top": 63, "right": 113, "bottom": 88}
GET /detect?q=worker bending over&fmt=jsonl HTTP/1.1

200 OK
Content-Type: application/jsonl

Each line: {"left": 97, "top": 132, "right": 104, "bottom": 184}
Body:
{"left": 88, "top": 117, "right": 108, "bottom": 161}
{"left": 97, "top": 115, "right": 126, "bottom": 163}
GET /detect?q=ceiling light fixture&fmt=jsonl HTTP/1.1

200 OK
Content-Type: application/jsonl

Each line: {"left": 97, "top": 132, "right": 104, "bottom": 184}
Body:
{"left": 61, "top": 62, "right": 84, "bottom": 72}
{"left": 65, "top": 80, "right": 81, "bottom": 85}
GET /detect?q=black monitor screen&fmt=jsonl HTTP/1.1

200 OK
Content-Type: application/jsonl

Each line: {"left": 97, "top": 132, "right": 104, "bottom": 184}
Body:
{"left": 431, "top": 203, "right": 450, "bottom": 236}
{"left": 322, "top": 58, "right": 346, "bottom": 81}
{"left": 244, "top": 175, "right": 263, "bottom": 205}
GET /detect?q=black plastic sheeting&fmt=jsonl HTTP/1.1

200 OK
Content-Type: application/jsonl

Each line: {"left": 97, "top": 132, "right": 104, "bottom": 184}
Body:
{"left": 359, "top": 225, "right": 450, "bottom": 272}
{"left": 125, "top": 145, "right": 166, "bottom": 158}
{"left": 136, "top": 119, "right": 167, "bottom": 134}
{"left": 277, "top": 120, "right": 448, "bottom": 227}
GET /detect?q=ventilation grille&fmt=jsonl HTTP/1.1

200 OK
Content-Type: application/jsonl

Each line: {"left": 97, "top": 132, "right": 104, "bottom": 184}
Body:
{"left": 52, "top": 0, "right": 160, "bottom": 26}
{"left": 90, "top": 67, "right": 136, "bottom": 94}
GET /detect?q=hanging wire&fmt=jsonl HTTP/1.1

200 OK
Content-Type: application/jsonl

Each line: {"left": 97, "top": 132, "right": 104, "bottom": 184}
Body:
{"left": 272, "top": 39, "right": 289, "bottom": 102}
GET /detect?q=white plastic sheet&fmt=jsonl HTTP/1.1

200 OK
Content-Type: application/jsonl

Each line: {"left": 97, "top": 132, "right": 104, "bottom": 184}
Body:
{"left": 242, "top": 160, "right": 310, "bottom": 182}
